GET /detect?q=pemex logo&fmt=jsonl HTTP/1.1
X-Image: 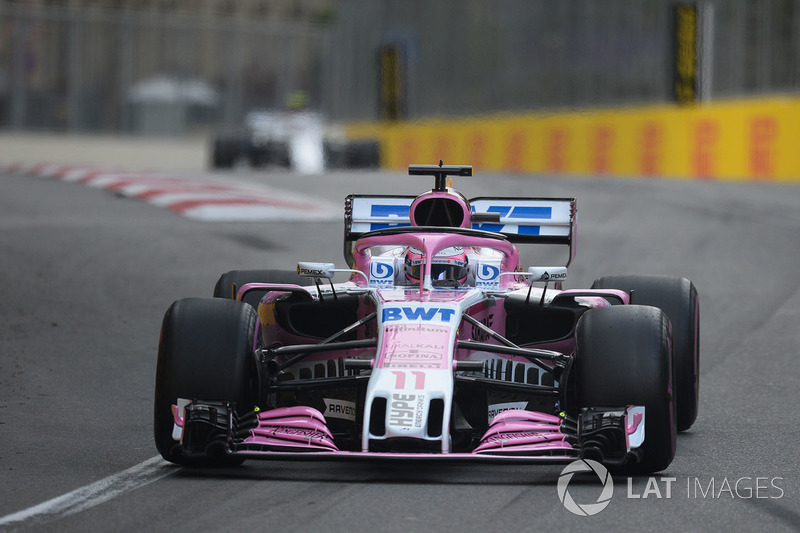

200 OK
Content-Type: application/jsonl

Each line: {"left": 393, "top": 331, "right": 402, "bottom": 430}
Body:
{"left": 557, "top": 459, "right": 614, "bottom": 516}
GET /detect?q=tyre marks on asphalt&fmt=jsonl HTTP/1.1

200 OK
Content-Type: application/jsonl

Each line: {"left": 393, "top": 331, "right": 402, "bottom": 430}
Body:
{"left": 0, "top": 456, "right": 173, "bottom": 528}
{"left": 1, "top": 163, "right": 340, "bottom": 222}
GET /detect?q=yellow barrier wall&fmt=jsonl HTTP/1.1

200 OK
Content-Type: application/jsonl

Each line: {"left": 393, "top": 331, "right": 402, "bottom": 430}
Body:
{"left": 346, "top": 97, "right": 800, "bottom": 182}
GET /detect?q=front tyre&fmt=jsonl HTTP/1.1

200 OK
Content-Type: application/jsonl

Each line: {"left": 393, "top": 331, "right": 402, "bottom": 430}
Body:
{"left": 592, "top": 275, "right": 699, "bottom": 431}
{"left": 576, "top": 305, "right": 676, "bottom": 474}
{"left": 154, "top": 297, "right": 257, "bottom": 465}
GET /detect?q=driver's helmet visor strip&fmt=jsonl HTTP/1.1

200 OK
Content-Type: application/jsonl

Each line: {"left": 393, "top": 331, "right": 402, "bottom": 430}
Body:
{"left": 405, "top": 248, "right": 469, "bottom": 283}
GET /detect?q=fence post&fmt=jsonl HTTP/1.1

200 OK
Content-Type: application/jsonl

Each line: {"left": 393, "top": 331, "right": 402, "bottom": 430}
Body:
{"left": 10, "top": 12, "right": 27, "bottom": 128}
{"left": 67, "top": 10, "right": 82, "bottom": 131}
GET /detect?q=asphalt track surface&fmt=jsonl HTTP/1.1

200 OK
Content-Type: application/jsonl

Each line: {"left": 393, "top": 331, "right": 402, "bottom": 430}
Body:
{"left": 2, "top": 167, "right": 800, "bottom": 532}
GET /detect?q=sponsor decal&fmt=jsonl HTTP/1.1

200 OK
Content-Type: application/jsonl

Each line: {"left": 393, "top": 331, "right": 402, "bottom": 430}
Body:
{"left": 387, "top": 351, "right": 441, "bottom": 360}
{"left": 368, "top": 203, "right": 411, "bottom": 230}
{"left": 482, "top": 432, "right": 558, "bottom": 444}
{"left": 383, "top": 362, "right": 442, "bottom": 369}
{"left": 369, "top": 258, "right": 395, "bottom": 287}
{"left": 471, "top": 204, "right": 553, "bottom": 232}
{"left": 385, "top": 324, "right": 449, "bottom": 335}
{"left": 476, "top": 262, "right": 501, "bottom": 288}
{"left": 392, "top": 342, "right": 447, "bottom": 350}
{"left": 487, "top": 401, "right": 527, "bottom": 424}
{"left": 382, "top": 306, "right": 457, "bottom": 323}
{"left": 371, "top": 204, "right": 409, "bottom": 218}
{"left": 378, "top": 324, "right": 450, "bottom": 370}
{"left": 264, "top": 427, "right": 330, "bottom": 441}
{"left": 388, "top": 393, "right": 425, "bottom": 429}
{"left": 527, "top": 266, "right": 568, "bottom": 283}
{"left": 323, "top": 398, "right": 357, "bottom": 422}
{"left": 386, "top": 344, "right": 444, "bottom": 368}
{"left": 383, "top": 347, "right": 444, "bottom": 369}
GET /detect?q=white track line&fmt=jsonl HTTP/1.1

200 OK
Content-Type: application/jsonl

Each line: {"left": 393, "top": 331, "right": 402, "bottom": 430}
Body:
{"left": 0, "top": 456, "right": 173, "bottom": 528}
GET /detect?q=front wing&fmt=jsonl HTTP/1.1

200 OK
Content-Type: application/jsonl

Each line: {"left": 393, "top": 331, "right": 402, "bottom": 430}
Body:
{"left": 172, "top": 401, "right": 645, "bottom": 466}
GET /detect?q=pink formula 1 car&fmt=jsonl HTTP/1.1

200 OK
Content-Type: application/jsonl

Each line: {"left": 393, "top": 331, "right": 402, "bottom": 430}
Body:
{"left": 154, "top": 164, "right": 699, "bottom": 474}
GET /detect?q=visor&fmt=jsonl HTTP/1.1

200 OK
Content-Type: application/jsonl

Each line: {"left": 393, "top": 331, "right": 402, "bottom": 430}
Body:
{"left": 432, "top": 264, "right": 469, "bottom": 282}
{"left": 406, "top": 260, "right": 469, "bottom": 282}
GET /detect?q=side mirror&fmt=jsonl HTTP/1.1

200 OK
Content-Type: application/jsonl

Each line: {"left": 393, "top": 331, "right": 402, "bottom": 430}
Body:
{"left": 297, "top": 262, "right": 336, "bottom": 279}
{"left": 527, "top": 266, "right": 568, "bottom": 283}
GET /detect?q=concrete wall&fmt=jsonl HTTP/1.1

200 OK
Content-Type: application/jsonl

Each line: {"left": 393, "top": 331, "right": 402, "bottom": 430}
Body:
{"left": 347, "top": 97, "right": 800, "bottom": 183}
{"left": 0, "top": 133, "right": 209, "bottom": 172}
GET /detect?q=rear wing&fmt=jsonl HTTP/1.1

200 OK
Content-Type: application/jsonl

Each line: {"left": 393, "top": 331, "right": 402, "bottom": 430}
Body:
{"left": 344, "top": 195, "right": 577, "bottom": 266}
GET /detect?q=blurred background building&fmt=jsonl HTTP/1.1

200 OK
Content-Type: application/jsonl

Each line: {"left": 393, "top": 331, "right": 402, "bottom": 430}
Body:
{"left": 0, "top": 0, "right": 334, "bottom": 134}
{"left": 1, "top": 0, "right": 800, "bottom": 134}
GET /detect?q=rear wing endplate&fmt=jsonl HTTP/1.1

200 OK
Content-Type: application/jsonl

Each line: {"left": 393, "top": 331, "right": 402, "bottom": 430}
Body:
{"left": 344, "top": 195, "right": 577, "bottom": 267}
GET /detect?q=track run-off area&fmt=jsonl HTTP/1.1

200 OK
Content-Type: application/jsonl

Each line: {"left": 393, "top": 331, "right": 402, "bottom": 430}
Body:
{"left": 2, "top": 165, "right": 800, "bottom": 532}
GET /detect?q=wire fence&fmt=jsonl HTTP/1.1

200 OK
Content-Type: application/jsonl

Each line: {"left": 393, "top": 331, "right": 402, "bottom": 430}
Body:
{"left": 0, "top": 2, "right": 326, "bottom": 134}
{"left": 329, "top": 0, "right": 800, "bottom": 121}
{"left": 2, "top": 0, "right": 800, "bottom": 134}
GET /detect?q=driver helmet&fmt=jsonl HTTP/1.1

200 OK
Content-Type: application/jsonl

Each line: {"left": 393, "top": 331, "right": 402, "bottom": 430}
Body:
{"left": 404, "top": 246, "right": 469, "bottom": 284}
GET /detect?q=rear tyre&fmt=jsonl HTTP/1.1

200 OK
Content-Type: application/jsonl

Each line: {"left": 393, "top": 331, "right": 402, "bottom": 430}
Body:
{"left": 211, "top": 135, "right": 251, "bottom": 169}
{"left": 213, "top": 269, "right": 313, "bottom": 310}
{"left": 154, "top": 297, "right": 257, "bottom": 465}
{"left": 211, "top": 138, "right": 236, "bottom": 168}
{"left": 576, "top": 305, "right": 676, "bottom": 474}
{"left": 592, "top": 275, "right": 699, "bottom": 431}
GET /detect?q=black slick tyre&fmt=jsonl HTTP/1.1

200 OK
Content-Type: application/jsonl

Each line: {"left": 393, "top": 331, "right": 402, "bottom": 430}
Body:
{"left": 591, "top": 275, "right": 699, "bottom": 431}
{"left": 154, "top": 297, "right": 257, "bottom": 465}
{"left": 575, "top": 305, "right": 676, "bottom": 474}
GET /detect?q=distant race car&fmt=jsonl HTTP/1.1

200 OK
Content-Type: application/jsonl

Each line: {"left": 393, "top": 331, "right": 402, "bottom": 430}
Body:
{"left": 154, "top": 163, "right": 699, "bottom": 474}
{"left": 210, "top": 110, "right": 380, "bottom": 172}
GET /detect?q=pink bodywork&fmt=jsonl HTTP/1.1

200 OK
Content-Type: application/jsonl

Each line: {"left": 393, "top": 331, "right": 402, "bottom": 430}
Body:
{"left": 354, "top": 232, "right": 521, "bottom": 290}
{"left": 377, "top": 324, "right": 451, "bottom": 370}
{"left": 197, "top": 218, "right": 632, "bottom": 460}
{"left": 241, "top": 406, "right": 339, "bottom": 452}
{"left": 472, "top": 410, "right": 575, "bottom": 455}
{"left": 187, "top": 405, "right": 580, "bottom": 459}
